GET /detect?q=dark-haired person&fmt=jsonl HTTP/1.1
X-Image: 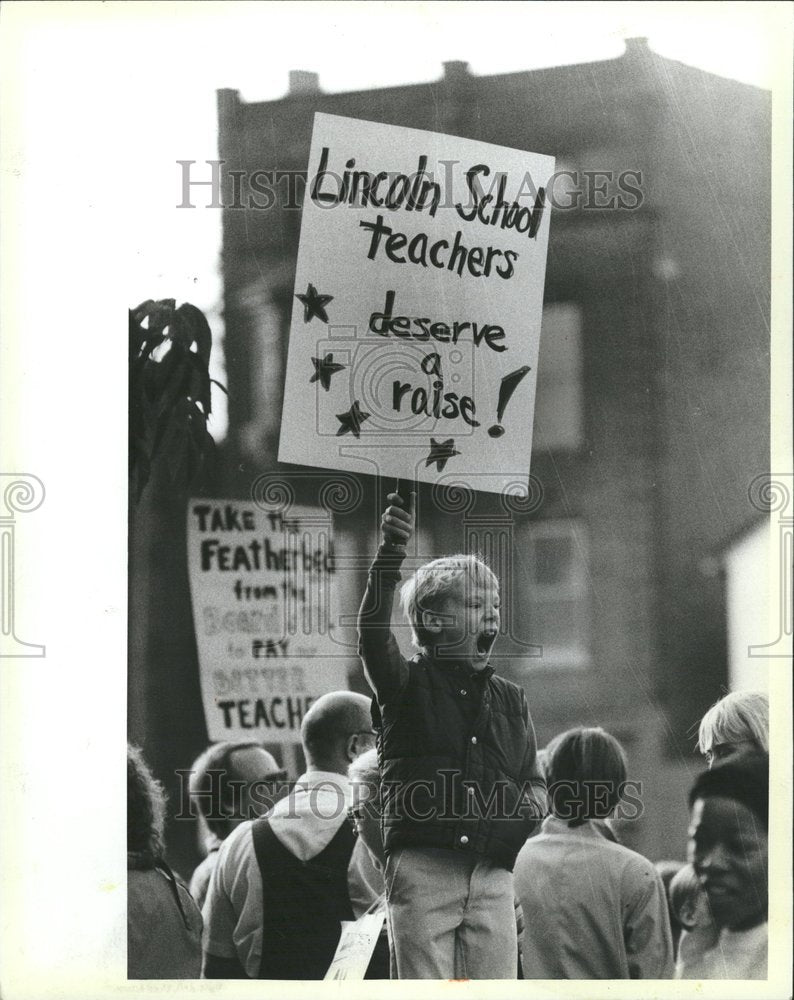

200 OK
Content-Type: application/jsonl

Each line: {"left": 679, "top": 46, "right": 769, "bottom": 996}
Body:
{"left": 514, "top": 727, "right": 674, "bottom": 979}
{"left": 128, "top": 744, "right": 203, "bottom": 979}
{"left": 188, "top": 741, "right": 285, "bottom": 909}
{"left": 677, "top": 752, "right": 769, "bottom": 980}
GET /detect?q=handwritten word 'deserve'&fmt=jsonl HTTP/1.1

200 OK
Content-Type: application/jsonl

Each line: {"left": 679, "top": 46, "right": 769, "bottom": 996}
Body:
{"left": 369, "top": 290, "right": 506, "bottom": 352}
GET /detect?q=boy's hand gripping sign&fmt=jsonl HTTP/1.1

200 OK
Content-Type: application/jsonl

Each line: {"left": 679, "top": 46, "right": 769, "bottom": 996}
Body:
{"left": 279, "top": 114, "right": 554, "bottom": 496}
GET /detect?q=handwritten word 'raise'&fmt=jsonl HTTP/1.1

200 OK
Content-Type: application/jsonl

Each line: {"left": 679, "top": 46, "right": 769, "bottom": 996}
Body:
{"left": 392, "top": 352, "right": 479, "bottom": 427}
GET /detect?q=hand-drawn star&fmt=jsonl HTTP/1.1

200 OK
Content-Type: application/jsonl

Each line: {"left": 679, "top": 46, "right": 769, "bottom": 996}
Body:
{"left": 425, "top": 437, "right": 461, "bottom": 472}
{"left": 296, "top": 282, "right": 333, "bottom": 323}
{"left": 336, "top": 400, "right": 370, "bottom": 438}
{"left": 310, "top": 353, "right": 345, "bottom": 391}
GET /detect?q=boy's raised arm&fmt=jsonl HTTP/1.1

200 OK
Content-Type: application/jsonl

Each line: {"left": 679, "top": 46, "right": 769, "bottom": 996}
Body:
{"left": 357, "top": 492, "right": 415, "bottom": 703}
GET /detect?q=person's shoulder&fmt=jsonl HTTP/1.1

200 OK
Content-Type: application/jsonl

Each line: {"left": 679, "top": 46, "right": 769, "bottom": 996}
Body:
{"left": 131, "top": 865, "right": 199, "bottom": 916}
{"left": 614, "top": 841, "right": 659, "bottom": 871}
{"left": 175, "top": 874, "right": 203, "bottom": 929}
{"left": 513, "top": 823, "right": 558, "bottom": 876}
{"left": 127, "top": 865, "right": 162, "bottom": 904}
{"left": 489, "top": 673, "right": 530, "bottom": 710}
{"left": 490, "top": 673, "right": 523, "bottom": 695}
{"left": 190, "top": 848, "right": 219, "bottom": 889}
{"left": 611, "top": 843, "right": 665, "bottom": 894}
{"left": 411, "top": 651, "right": 436, "bottom": 680}
{"left": 215, "top": 820, "right": 256, "bottom": 873}
{"left": 189, "top": 851, "right": 215, "bottom": 884}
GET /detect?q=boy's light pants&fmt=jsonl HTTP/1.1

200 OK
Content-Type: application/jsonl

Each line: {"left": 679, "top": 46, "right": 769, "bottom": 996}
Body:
{"left": 384, "top": 845, "right": 517, "bottom": 979}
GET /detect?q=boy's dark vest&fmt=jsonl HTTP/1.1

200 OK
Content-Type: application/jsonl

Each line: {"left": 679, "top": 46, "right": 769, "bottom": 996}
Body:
{"left": 251, "top": 817, "right": 355, "bottom": 980}
{"left": 372, "top": 656, "right": 540, "bottom": 871}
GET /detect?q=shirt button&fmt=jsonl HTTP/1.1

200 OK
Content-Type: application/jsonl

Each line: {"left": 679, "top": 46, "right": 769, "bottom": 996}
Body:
{"left": 471, "top": 736, "right": 478, "bottom": 745}
{"left": 460, "top": 689, "right": 467, "bottom": 696}
{"left": 460, "top": 835, "right": 469, "bottom": 845}
{"left": 467, "top": 786, "right": 475, "bottom": 796}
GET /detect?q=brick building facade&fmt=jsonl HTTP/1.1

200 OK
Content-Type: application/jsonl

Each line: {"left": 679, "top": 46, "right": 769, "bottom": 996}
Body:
{"left": 198, "top": 38, "right": 770, "bottom": 861}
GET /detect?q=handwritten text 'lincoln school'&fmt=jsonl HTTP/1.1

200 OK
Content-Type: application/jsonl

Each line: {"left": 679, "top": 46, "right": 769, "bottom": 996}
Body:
{"left": 310, "top": 147, "right": 547, "bottom": 280}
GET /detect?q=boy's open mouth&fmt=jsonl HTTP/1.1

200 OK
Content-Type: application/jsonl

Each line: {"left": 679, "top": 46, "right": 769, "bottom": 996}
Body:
{"left": 476, "top": 629, "right": 498, "bottom": 656}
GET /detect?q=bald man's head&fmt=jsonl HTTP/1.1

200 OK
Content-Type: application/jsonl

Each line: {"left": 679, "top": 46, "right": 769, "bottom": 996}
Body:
{"left": 301, "top": 691, "right": 376, "bottom": 774}
{"left": 189, "top": 741, "right": 285, "bottom": 838}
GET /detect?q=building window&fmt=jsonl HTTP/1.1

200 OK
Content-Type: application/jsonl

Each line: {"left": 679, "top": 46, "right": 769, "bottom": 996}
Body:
{"left": 518, "top": 519, "right": 590, "bottom": 668}
{"left": 533, "top": 303, "right": 583, "bottom": 451}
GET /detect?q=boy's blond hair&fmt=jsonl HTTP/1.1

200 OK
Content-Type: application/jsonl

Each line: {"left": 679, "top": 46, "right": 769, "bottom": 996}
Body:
{"left": 399, "top": 553, "right": 498, "bottom": 652}
{"left": 697, "top": 690, "right": 769, "bottom": 755}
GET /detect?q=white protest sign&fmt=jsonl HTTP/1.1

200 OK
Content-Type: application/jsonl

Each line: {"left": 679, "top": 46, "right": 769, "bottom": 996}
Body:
{"left": 278, "top": 113, "right": 554, "bottom": 496}
{"left": 324, "top": 907, "right": 386, "bottom": 981}
{"left": 186, "top": 498, "right": 347, "bottom": 742}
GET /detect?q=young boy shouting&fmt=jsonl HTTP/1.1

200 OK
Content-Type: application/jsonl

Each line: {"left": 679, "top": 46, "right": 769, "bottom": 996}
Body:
{"left": 358, "top": 491, "right": 546, "bottom": 979}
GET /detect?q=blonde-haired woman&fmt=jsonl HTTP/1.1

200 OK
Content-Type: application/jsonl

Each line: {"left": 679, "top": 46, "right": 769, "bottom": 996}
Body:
{"left": 697, "top": 691, "right": 768, "bottom": 768}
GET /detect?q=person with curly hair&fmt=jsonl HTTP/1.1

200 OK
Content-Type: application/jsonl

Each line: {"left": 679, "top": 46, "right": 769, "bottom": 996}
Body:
{"left": 128, "top": 744, "right": 202, "bottom": 978}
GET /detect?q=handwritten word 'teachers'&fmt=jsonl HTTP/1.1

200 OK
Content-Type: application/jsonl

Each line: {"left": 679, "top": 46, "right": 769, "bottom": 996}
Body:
{"left": 359, "top": 215, "right": 518, "bottom": 279}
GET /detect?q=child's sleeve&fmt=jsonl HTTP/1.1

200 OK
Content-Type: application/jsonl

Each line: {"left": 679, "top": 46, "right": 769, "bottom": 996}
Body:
{"left": 624, "top": 864, "right": 676, "bottom": 979}
{"left": 518, "top": 692, "right": 548, "bottom": 833}
{"left": 357, "top": 542, "right": 410, "bottom": 702}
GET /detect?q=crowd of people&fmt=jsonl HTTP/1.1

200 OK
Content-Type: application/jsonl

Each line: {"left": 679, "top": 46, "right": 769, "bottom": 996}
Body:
{"left": 128, "top": 493, "right": 771, "bottom": 981}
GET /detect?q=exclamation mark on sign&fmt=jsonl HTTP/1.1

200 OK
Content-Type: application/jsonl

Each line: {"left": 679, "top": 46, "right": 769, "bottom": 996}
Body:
{"left": 488, "top": 366, "right": 531, "bottom": 438}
